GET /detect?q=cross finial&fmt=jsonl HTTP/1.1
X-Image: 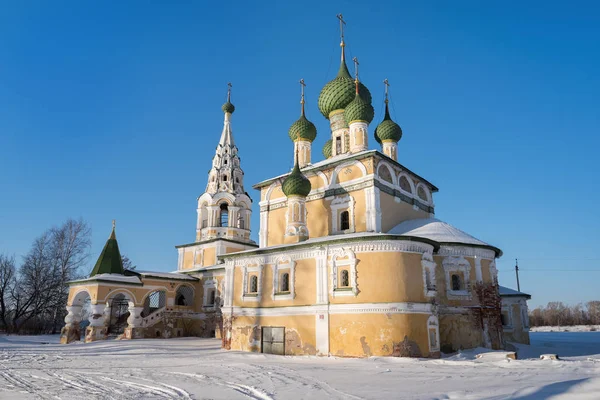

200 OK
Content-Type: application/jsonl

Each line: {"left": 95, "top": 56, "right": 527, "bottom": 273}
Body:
{"left": 112, "top": 219, "right": 116, "bottom": 229}
{"left": 227, "top": 82, "right": 232, "bottom": 102}
{"left": 299, "top": 78, "right": 306, "bottom": 115}
{"left": 352, "top": 57, "right": 359, "bottom": 81}
{"left": 383, "top": 78, "right": 390, "bottom": 103}
{"left": 336, "top": 14, "right": 346, "bottom": 43}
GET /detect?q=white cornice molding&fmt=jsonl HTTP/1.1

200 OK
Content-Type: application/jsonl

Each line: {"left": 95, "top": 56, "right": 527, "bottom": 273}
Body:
{"left": 438, "top": 245, "right": 496, "bottom": 260}
{"left": 222, "top": 302, "right": 433, "bottom": 317}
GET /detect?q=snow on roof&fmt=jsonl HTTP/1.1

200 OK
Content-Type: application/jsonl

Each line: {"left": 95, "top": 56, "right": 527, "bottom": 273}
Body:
{"left": 499, "top": 286, "right": 531, "bottom": 298}
{"left": 74, "top": 273, "right": 142, "bottom": 285}
{"left": 388, "top": 218, "right": 492, "bottom": 247}
{"left": 133, "top": 270, "right": 198, "bottom": 281}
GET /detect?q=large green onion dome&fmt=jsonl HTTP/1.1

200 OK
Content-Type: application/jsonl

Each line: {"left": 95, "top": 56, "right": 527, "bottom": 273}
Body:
{"left": 288, "top": 114, "right": 317, "bottom": 142}
{"left": 322, "top": 139, "right": 332, "bottom": 159}
{"left": 345, "top": 86, "right": 375, "bottom": 125}
{"left": 222, "top": 100, "right": 235, "bottom": 114}
{"left": 282, "top": 162, "right": 311, "bottom": 197}
{"left": 318, "top": 60, "right": 372, "bottom": 119}
{"left": 374, "top": 103, "right": 402, "bottom": 144}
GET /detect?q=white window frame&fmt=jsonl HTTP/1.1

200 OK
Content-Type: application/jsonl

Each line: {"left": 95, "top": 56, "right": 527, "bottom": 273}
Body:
{"left": 202, "top": 279, "right": 218, "bottom": 310}
{"left": 501, "top": 306, "right": 513, "bottom": 330}
{"left": 271, "top": 256, "right": 295, "bottom": 301}
{"left": 443, "top": 256, "right": 472, "bottom": 300}
{"left": 427, "top": 316, "right": 440, "bottom": 353}
{"left": 331, "top": 195, "right": 355, "bottom": 234}
{"left": 421, "top": 251, "right": 437, "bottom": 297}
{"left": 241, "top": 264, "right": 263, "bottom": 303}
{"left": 330, "top": 248, "right": 358, "bottom": 297}
{"left": 193, "top": 248, "right": 204, "bottom": 267}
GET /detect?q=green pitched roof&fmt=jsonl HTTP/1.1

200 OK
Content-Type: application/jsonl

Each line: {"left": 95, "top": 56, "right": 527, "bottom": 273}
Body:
{"left": 89, "top": 227, "right": 124, "bottom": 277}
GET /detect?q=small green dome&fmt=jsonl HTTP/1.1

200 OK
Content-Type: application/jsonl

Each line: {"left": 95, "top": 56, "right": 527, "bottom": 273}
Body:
{"left": 222, "top": 101, "right": 235, "bottom": 114}
{"left": 322, "top": 139, "right": 332, "bottom": 159}
{"left": 282, "top": 162, "right": 311, "bottom": 197}
{"left": 318, "top": 61, "right": 372, "bottom": 119}
{"left": 345, "top": 89, "right": 374, "bottom": 124}
{"left": 289, "top": 114, "right": 317, "bottom": 142}
{"left": 375, "top": 104, "right": 402, "bottom": 143}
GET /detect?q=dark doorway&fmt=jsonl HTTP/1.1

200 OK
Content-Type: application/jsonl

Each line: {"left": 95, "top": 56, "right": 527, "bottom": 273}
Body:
{"left": 108, "top": 294, "right": 130, "bottom": 335}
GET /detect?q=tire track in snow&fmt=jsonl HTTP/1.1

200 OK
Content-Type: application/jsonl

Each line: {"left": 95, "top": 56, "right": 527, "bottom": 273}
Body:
{"left": 173, "top": 372, "right": 273, "bottom": 400}
{"left": 0, "top": 369, "right": 56, "bottom": 400}
{"left": 101, "top": 375, "right": 191, "bottom": 399}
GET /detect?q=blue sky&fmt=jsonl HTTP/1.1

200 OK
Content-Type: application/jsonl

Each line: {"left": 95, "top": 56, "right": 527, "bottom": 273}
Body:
{"left": 1, "top": 1, "right": 598, "bottom": 308}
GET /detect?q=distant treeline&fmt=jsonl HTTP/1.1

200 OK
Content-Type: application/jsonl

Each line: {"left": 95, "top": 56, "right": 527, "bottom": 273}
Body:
{"left": 529, "top": 301, "right": 600, "bottom": 327}
{"left": 0, "top": 219, "right": 90, "bottom": 335}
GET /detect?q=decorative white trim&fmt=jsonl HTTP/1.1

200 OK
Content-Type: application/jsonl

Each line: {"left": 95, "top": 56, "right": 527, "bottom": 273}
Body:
{"left": 259, "top": 210, "right": 268, "bottom": 248}
{"left": 415, "top": 182, "right": 433, "bottom": 206}
{"left": 223, "top": 302, "right": 433, "bottom": 317}
{"left": 271, "top": 255, "right": 296, "bottom": 301}
{"left": 177, "top": 248, "right": 184, "bottom": 271}
{"left": 376, "top": 160, "right": 397, "bottom": 186}
{"left": 474, "top": 256, "right": 483, "bottom": 283}
{"left": 364, "top": 186, "right": 381, "bottom": 233}
{"left": 223, "top": 262, "right": 235, "bottom": 308}
{"left": 421, "top": 251, "right": 437, "bottom": 297}
{"left": 438, "top": 245, "right": 496, "bottom": 260}
{"left": 241, "top": 264, "right": 263, "bottom": 302}
{"left": 330, "top": 195, "right": 356, "bottom": 234}
{"left": 202, "top": 278, "right": 218, "bottom": 310}
{"left": 443, "top": 256, "right": 472, "bottom": 300}
{"left": 397, "top": 172, "right": 416, "bottom": 195}
{"left": 330, "top": 248, "right": 358, "bottom": 297}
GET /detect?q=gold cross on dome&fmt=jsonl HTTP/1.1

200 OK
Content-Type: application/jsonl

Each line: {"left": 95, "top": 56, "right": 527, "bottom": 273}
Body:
{"left": 384, "top": 78, "right": 390, "bottom": 101}
{"left": 336, "top": 13, "right": 346, "bottom": 42}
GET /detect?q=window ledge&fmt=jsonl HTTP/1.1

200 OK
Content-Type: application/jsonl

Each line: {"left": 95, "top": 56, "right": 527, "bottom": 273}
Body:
{"left": 333, "top": 287, "right": 357, "bottom": 297}
{"left": 273, "top": 292, "right": 293, "bottom": 301}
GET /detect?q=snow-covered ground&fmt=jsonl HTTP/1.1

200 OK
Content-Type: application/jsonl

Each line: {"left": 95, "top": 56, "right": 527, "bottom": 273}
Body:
{"left": 0, "top": 333, "right": 599, "bottom": 399}
{"left": 531, "top": 325, "right": 600, "bottom": 332}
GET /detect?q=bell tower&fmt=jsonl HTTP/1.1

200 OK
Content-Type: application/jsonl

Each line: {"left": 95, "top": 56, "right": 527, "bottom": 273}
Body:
{"left": 196, "top": 84, "right": 254, "bottom": 244}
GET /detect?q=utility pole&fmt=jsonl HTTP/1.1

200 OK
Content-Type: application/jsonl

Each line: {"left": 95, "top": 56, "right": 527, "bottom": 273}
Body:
{"left": 515, "top": 258, "right": 521, "bottom": 292}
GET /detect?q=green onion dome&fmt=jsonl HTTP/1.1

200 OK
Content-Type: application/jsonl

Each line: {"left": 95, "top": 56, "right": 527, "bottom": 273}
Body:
{"left": 288, "top": 114, "right": 317, "bottom": 142}
{"left": 318, "top": 61, "right": 372, "bottom": 119}
{"left": 345, "top": 87, "right": 375, "bottom": 125}
{"left": 374, "top": 103, "right": 402, "bottom": 144}
{"left": 282, "top": 162, "right": 311, "bottom": 197}
{"left": 322, "top": 139, "right": 332, "bottom": 159}
{"left": 222, "top": 101, "right": 235, "bottom": 114}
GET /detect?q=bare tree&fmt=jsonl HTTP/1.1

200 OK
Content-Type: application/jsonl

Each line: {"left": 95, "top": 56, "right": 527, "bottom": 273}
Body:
{"left": 0, "top": 254, "right": 16, "bottom": 331}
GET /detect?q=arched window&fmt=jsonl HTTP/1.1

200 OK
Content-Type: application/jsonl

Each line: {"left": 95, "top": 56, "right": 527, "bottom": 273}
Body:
{"left": 142, "top": 290, "right": 166, "bottom": 317}
{"left": 341, "top": 270, "right": 349, "bottom": 287}
{"left": 238, "top": 215, "right": 244, "bottom": 229}
{"left": 249, "top": 275, "right": 258, "bottom": 293}
{"left": 224, "top": 159, "right": 228, "bottom": 165}
{"left": 175, "top": 285, "right": 194, "bottom": 306}
{"left": 417, "top": 186, "right": 428, "bottom": 202}
{"left": 399, "top": 176, "right": 412, "bottom": 193}
{"left": 336, "top": 136, "right": 342, "bottom": 154}
{"left": 379, "top": 166, "right": 393, "bottom": 184}
{"left": 340, "top": 211, "right": 350, "bottom": 231}
{"left": 280, "top": 273, "right": 290, "bottom": 292}
{"left": 208, "top": 289, "right": 216, "bottom": 305}
{"left": 223, "top": 175, "right": 228, "bottom": 181}
{"left": 451, "top": 274, "right": 461, "bottom": 291}
{"left": 219, "top": 203, "right": 229, "bottom": 227}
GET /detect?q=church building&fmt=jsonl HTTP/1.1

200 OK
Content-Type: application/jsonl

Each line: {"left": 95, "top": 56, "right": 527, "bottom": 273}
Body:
{"left": 61, "top": 17, "right": 522, "bottom": 358}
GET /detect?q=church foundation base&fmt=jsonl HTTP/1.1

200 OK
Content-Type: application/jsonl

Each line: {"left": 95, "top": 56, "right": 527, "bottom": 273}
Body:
{"left": 60, "top": 325, "right": 81, "bottom": 344}
{"left": 85, "top": 326, "right": 108, "bottom": 343}
{"left": 124, "top": 327, "right": 144, "bottom": 340}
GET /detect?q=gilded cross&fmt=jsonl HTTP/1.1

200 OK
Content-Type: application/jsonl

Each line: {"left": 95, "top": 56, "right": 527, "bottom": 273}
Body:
{"left": 336, "top": 14, "right": 346, "bottom": 42}
{"left": 384, "top": 79, "right": 390, "bottom": 102}
{"left": 299, "top": 78, "right": 306, "bottom": 114}
{"left": 352, "top": 57, "right": 359, "bottom": 81}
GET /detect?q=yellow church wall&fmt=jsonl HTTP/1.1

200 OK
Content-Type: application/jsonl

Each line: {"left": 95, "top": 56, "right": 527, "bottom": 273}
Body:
{"left": 333, "top": 163, "right": 365, "bottom": 184}
{"left": 481, "top": 259, "right": 493, "bottom": 283}
{"left": 330, "top": 252, "right": 425, "bottom": 304}
{"left": 182, "top": 250, "right": 194, "bottom": 270}
{"left": 266, "top": 206, "right": 287, "bottom": 246}
{"left": 203, "top": 247, "right": 216, "bottom": 267}
{"left": 439, "top": 313, "right": 483, "bottom": 352}
{"left": 329, "top": 313, "right": 432, "bottom": 357}
{"left": 229, "top": 315, "right": 317, "bottom": 355}
{"left": 306, "top": 199, "right": 330, "bottom": 240}
{"left": 379, "top": 191, "right": 430, "bottom": 233}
